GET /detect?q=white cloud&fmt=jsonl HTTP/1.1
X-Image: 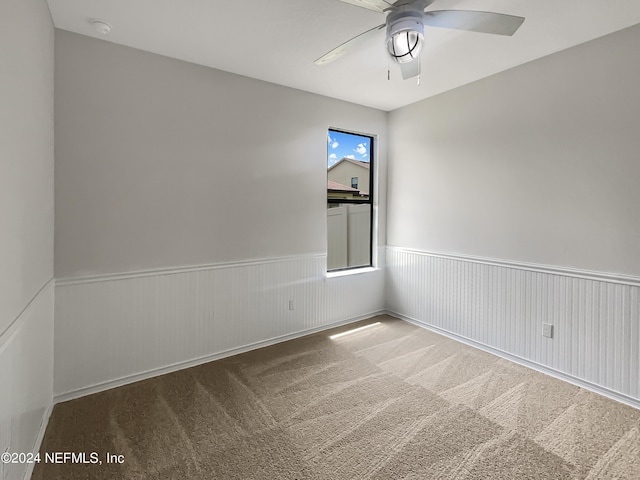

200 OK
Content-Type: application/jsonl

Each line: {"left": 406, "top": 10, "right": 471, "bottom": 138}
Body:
{"left": 331, "top": 141, "right": 339, "bottom": 149}
{"left": 329, "top": 153, "right": 337, "bottom": 159}
{"left": 355, "top": 143, "right": 367, "bottom": 156}
{"left": 345, "top": 154, "right": 355, "bottom": 159}
{"left": 327, "top": 133, "right": 332, "bottom": 144}
{"left": 328, "top": 158, "right": 338, "bottom": 167}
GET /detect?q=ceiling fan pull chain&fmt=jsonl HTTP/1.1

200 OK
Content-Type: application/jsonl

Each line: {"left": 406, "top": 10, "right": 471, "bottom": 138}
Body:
{"left": 387, "top": 53, "right": 391, "bottom": 80}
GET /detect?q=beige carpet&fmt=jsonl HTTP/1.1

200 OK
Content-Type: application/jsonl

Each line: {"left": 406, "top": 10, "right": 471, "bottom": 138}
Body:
{"left": 33, "top": 315, "right": 640, "bottom": 479}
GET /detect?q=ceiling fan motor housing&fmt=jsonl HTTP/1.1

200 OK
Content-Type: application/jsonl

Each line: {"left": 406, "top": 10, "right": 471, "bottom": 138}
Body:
{"left": 385, "top": 10, "right": 424, "bottom": 64}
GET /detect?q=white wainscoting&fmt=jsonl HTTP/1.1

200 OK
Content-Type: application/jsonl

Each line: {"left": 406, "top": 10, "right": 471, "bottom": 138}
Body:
{"left": 54, "top": 254, "right": 385, "bottom": 400}
{"left": 0, "top": 280, "right": 54, "bottom": 480}
{"left": 386, "top": 247, "right": 640, "bottom": 407}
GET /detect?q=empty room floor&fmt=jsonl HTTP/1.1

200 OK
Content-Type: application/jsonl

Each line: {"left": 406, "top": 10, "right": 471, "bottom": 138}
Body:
{"left": 33, "top": 315, "right": 640, "bottom": 479}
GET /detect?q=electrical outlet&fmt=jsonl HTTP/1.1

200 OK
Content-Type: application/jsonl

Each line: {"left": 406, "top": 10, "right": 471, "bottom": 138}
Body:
{"left": 542, "top": 323, "right": 553, "bottom": 338}
{"left": 288, "top": 300, "right": 295, "bottom": 311}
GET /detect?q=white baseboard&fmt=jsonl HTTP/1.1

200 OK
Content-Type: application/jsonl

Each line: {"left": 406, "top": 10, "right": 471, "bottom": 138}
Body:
{"left": 22, "top": 401, "right": 53, "bottom": 480}
{"left": 54, "top": 311, "right": 385, "bottom": 404}
{"left": 389, "top": 311, "right": 640, "bottom": 411}
{"left": 55, "top": 306, "right": 640, "bottom": 410}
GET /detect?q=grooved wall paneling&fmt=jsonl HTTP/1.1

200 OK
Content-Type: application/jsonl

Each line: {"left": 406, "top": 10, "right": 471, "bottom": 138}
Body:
{"left": 54, "top": 255, "right": 385, "bottom": 398}
{"left": 386, "top": 247, "right": 640, "bottom": 403}
{"left": 0, "top": 282, "right": 54, "bottom": 480}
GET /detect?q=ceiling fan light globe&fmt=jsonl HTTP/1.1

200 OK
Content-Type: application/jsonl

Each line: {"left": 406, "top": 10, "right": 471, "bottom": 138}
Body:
{"left": 385, "top": 14, "right": 424, "bottom": 64}
{"left": 386, "top": 28, "right": 423, "bottom": 64}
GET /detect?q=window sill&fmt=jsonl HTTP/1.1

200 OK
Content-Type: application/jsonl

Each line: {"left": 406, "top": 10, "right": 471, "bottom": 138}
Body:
{"left": 326, "top": 267, "right": 377, "bottom": 278}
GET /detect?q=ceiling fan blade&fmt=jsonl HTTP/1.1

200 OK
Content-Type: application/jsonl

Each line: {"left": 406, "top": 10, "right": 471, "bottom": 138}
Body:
{"left": 338, "top": 0, "right": 394, "bottom": 13}
{"left": 423, "top": 10, "right": 525, "bottom": 36}
{"left": 314, "top": 23, "right": 386, "bottom": 65}
{"left": 399, "top": 59, "right": 420, "bottom": 80}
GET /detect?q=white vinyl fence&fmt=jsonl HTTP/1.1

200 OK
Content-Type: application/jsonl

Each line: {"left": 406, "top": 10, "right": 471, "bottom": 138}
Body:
{"left": 327, "top": 204, "right": 371, "bottom": 270}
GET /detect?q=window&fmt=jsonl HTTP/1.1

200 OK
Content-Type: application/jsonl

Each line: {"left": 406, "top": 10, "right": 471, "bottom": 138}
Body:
{"left": 327, "top": 129, "right": 374, "bottom": 272}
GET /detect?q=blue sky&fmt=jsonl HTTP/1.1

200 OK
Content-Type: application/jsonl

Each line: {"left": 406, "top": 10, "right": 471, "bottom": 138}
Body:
{"left": 327, "top": 130, "right": 371, "bottom": 168}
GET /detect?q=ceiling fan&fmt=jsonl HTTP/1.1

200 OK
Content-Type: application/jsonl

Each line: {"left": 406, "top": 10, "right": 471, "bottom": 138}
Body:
{"left": 315, "top": 0, "right": 525, "bottom": 81}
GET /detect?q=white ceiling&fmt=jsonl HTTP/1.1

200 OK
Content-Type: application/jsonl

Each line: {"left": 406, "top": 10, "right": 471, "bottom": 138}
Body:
{"left": 47, "top": 0, "right": 640, "bottom": 111}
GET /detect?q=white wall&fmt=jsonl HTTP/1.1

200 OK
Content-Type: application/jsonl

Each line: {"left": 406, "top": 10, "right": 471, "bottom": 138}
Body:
{"left": 55, "top": 30, "right": 387, "bottom": 278}
{"left": 388, "top": 24, "right": 640, "bottom": 277}
{"left": 387, "top": 24, "right": 640, "bottom": 404}
{"left": 54, "top": 31, "right": 387, "bottom": 397}
{"left": 0, "top": 1, "right": 55, "bottom": 479}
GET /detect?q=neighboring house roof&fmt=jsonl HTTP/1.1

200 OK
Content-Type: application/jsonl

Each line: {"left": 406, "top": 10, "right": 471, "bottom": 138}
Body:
{"left": 328, "top": 157, "right": 370, "bottom": 171}
{"left": 327, "top": 180, "right": 360, "bottom": 193}
{"left": 327, "top": 180, "right": 369, "bottom": 198}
